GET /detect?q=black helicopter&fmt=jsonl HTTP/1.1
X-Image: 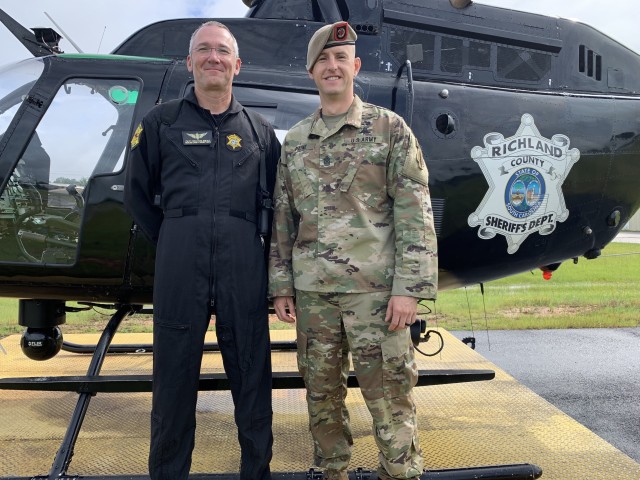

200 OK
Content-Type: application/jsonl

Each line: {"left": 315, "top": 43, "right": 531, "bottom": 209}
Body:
{"left": 0, "top": 0, "right": 638, "bottom": 478}
{"left": 1, "top": 0, "right": 639, "bottom": 354}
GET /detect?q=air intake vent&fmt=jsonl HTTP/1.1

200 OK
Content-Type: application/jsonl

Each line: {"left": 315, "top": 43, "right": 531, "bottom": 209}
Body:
{"left": 578, "top": 45, "right": 602, "bottom": 81}
{"left": 353, "top": 24, "right": 378, "bottom": 35}
{"left": 431, "top": 197, "right": 445, "bottom": 237}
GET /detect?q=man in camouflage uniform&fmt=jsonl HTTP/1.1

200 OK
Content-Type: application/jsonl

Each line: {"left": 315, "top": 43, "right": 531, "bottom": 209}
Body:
{"left": 268, "top": 21, "right": 438, "bottom": 480}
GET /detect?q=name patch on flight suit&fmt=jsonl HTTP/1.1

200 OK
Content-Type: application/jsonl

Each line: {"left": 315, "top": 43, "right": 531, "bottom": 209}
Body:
{"left": 182, "top": 131, "right": 212, "bottom": 145}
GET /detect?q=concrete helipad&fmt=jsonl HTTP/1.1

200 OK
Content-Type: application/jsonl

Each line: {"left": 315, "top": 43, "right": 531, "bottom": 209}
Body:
{"left": 1, "top": 329, "right": 639, "bottom": 479}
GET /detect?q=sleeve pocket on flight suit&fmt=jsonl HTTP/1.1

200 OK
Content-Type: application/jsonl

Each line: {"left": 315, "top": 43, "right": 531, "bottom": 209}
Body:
{"left": 381, "top": 332, "right": 418, "bottom": 399}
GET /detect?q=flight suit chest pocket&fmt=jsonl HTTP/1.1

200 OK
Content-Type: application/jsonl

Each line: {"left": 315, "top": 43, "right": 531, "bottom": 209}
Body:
{"left": 232, "top": 142, "right": 260, "bottom": 180}
{"left": 340, "top": 145, "right": 389, "bottom": 211}
{"left": 163, "top": 127, "right": 209, "bottom": 170}
{"left": 230, "top": 142, "right": 260, "bottom": 216}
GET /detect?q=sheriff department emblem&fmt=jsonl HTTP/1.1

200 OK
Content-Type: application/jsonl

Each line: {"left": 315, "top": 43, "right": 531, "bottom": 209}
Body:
{"left": 468, "top": 114, "right": 581, "bottom": 254}
{"left": 226, "top": 134, "right": 242, "bottom": 151}
{"left": 130, "top": 123, "right": 143, "bottom": 149}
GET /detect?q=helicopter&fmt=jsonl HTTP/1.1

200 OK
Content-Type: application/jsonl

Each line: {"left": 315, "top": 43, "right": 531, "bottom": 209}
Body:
{"left": 0, "top": 0, "right": 639, "bottom": 478}
{"left": 0, "top": 0, "right": 638, "bottom": 355}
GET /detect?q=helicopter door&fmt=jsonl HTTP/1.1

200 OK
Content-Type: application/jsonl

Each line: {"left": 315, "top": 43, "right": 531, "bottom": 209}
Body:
{"left": 0, "top": 77, "right": 140, "bottom": 265}
{"left": 222, "top": 85, "right": 320, "bottom": 141}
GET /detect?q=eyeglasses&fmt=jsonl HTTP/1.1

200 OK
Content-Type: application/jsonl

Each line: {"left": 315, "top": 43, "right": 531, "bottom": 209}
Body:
{"left": 192, "top": 46, "right": 233, "bottom": 57}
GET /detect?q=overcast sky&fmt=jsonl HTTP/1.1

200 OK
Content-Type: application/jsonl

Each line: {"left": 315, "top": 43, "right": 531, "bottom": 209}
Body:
{"left": 1, "top": 0, "right": 638, "bottom": 66}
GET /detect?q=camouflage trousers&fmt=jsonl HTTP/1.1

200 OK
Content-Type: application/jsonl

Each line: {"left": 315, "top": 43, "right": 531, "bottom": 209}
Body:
{"left": 295, "top": 290, "right": 423, "bottom": 479}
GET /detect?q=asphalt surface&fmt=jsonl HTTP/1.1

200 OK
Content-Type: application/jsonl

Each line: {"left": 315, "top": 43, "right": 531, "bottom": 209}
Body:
{"left": 450, "top": 328, "right": 640, "bottom": 463}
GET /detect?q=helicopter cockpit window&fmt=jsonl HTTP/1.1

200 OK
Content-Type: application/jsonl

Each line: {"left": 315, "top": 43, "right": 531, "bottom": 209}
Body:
{"left": 0, "top": 59, "right": 44, "bottom": 139}
{"left": 232, "top": 86, "right": 320, "bottom": 143}
{"left": 0, "top": 77, "right": 140, "bottom": 266}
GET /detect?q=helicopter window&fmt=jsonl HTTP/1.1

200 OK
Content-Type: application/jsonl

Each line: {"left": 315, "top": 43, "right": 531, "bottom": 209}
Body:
{"left": 388, "top": 27, "right": 492, "bottom": 75}
{"left": 441, "top": 37, "right": 463, "bottom": 74}
{"left": 389, "top": 28, "right": 435, "bottom": 71}
{"left": 0, "top": 59, "right": 44, "bottom": 138}
{"left": 253, "top": 0, "right": 320, "bottom": 20}
{"left": 469, "top": 41, "right": 491, "bottom": 69}
{"left": 227, "top": 86, "right": 320, "bottom": 142}
{"left": 387, "top": 24, "right": 553, "bottom": 85}
{"left": 0, "top": 77, "right": 140, "bottom": 266}
{"left": 497, "top": 46, "right": 552, "bottom": 82}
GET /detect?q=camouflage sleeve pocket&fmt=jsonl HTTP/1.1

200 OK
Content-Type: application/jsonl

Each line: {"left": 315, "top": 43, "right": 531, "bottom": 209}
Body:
{"left": 401, "top": 137, "right": 429, "bottom": 187}
{"left": 381, "top": 331, "right": 418, "bottom": 399}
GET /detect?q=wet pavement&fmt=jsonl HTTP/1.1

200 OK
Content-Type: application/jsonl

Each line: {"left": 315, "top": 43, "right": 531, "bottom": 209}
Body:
{"left": 451, "top": 328, "right": 640, "bottom": 463}
{"left": 615, "top": 231, "right": 640, "bottom": 243}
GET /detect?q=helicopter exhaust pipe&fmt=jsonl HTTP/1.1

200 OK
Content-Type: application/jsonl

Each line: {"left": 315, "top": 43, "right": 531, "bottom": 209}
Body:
{"left": 0, "top": 8, "right": 59, "bottom": 57}
{"left": 450, "top": 0, "right": 472, "bottom": 8}
{"left": 19, "top": 299, "right": 66, "bottom": 361}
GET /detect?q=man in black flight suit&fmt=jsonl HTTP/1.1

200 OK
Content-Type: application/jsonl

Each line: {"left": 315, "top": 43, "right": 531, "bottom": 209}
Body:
{"left": 124, "top": 21, "right": 279, "bottom": 480}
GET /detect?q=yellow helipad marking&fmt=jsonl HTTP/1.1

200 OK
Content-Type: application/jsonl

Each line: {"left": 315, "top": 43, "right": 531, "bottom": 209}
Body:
{"left": 1, "top": 329, "right": 638, "bottom": 479}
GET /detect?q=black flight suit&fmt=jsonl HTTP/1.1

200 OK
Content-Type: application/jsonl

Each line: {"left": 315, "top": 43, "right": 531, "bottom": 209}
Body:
{"left": 124, "top": 90, "right": 279, "bottom": 480}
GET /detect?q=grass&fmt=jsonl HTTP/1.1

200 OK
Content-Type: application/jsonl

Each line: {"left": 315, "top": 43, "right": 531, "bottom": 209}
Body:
{"left": 1, "top": 242, "right": 639, "bottom": 337}
{"left": 424, "top": 242, "right": 640, "bottom": 330}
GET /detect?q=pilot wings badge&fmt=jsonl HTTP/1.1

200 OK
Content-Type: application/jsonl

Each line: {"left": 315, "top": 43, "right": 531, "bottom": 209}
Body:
{"left": 182, "top": 131, "right": 212, "bottom": 145}
{"left": 468, "top": 114, "right": 581, "bottom": 254}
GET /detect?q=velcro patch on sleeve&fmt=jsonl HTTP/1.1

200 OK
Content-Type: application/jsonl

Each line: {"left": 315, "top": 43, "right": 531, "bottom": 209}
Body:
{"left": 401, "top": 138, "right": 429, "bottom": 186}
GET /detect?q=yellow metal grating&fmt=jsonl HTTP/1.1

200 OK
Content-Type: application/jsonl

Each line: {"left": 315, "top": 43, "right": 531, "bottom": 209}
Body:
{"left": 1, "top": 329, "right": 639, "bottom": 479}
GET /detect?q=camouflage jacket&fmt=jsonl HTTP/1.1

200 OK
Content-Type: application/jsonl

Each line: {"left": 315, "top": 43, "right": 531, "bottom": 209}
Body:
{"left": 268, "top": 95, "right": 437, "bottom": 299}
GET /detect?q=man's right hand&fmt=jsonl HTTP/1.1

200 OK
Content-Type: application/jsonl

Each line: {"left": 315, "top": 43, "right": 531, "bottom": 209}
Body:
{"left": 273, "top": 296, "right": 297, "bottom": 323}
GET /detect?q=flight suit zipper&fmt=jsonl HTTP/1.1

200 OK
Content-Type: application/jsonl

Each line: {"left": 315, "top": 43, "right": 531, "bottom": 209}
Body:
{"left": 210, "top": 125, "right": 219, "bottom": 309}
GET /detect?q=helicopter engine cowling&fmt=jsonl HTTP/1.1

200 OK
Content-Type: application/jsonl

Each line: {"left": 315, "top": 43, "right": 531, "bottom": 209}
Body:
{"left": 18, "top": 299, "right": 66, "bottom": 360}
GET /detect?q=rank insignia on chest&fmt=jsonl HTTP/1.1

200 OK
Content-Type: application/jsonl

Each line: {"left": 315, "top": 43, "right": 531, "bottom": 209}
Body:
{"left": 226, "top": 134, "right": 242, "bottom": 151}
{"left": 182, "top": 131, "right": 212, "bottom": 145}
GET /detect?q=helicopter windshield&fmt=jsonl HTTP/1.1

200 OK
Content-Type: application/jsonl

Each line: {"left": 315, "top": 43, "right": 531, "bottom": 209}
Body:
{"left": 0, "top": 58, "right": 44, "bottom": 138}
{"left": 0, "top": 62, "right": 140, "bottom": 266}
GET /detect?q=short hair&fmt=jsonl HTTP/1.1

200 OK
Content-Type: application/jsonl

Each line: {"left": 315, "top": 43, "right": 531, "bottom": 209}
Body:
{"left": 188, "top": 21, "right": 239, "bottom": 57}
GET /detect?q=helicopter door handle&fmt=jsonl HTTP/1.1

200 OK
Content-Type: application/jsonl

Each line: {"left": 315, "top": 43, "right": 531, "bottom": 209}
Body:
{"left": 111, "top": 185, "right": 124, "bottom": 192}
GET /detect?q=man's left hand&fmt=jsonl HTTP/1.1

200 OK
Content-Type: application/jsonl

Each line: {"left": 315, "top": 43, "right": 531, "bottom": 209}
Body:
{"left": 385, "top": 295, "right": 418, "bottom": 331}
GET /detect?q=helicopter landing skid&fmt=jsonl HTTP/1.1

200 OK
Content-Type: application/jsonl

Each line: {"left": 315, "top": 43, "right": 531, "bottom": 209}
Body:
{"left": 3, "top": 465, "right": 543, "bottom": 479}
{"left": 0, "top": 305, "right": 541, "bottom": 480}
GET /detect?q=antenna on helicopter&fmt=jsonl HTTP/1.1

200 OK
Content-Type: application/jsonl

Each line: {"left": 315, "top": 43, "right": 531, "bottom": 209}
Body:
{"left": 97, "top": 25, "right": 107, "bottom": 54}
{"left": 44, "top": 11, "right": 84, "bottom": 53}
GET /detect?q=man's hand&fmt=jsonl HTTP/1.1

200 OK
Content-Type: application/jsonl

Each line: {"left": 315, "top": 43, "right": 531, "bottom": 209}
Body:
{"left": 273, "top": 296, "right": 297, "bottom": 323}
{"left": 385, "top": 295, "right": 418, "bottom": 331}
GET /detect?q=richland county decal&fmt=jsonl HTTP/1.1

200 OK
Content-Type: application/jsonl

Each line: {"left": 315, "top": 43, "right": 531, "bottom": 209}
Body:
{"left": 468, "top": 114, "right": 580, "bottom": 254}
